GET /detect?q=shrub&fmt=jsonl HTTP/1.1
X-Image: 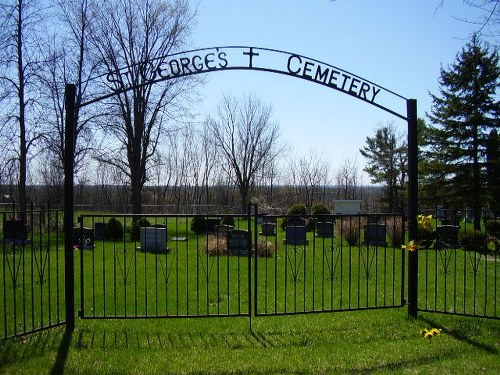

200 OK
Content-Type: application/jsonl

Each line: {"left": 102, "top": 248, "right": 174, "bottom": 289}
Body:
{"left": 311, "top": 203, "right": 330, "bottom": 215}
{"left": 305, "top": 218, "right": 316, "bottom": 232}
{"left": 288, "top": 204, "right": 307, "bottom": 216}
{"left": 220, "top": 216, "right": 235, "bottom": 227}
{"left": 307, "top": 203, "right": 332, "bottom": 232}
{"left": 106, "top": 218, "right": 123, "bottom": 240}
{"left": 485, "top": 219, "right": 500, "bottom": 234}
{"left": 281, "top": 204, "right": 307, "bottom": 230}
{"left": 417, "top": 214, "right": 435, "bottom": 241}
{"left": 190, "top": 216, "right": 207, "bottom": 234}
{"left": 130, "top": 218, "right": 151, "bottom": 241}
{"left": 386, "top": 216, "right": 404, "bottom": 247}
{"left": 337, "top": 217, "right": 363, "bottom": 245}
{"left": 203, "top": 234, "right": 227, "bottom": 256}
{"left": 459, "top": 228, "right": 488, "bottom": 252}
{"left": 255, "top": 238, "right": 276, "bottom": 257}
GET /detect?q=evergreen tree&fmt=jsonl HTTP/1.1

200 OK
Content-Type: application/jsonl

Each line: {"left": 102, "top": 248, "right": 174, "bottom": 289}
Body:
{"left": 425, "top": 35, "right": 499, "bottom": 230}
{"left": 486, "top": 129, "right": 500, "bottom": 215}
{"left": 360, "top": 123, "right": 407, "bottom": 212}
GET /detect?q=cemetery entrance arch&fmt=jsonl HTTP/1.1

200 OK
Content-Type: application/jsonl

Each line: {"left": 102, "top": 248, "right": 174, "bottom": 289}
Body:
{"left": 64, "top": 46, "right": 419, "bottom": 330}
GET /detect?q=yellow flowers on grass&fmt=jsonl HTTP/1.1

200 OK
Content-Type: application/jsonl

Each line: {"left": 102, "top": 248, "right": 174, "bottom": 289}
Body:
{"left": 401, "top": 240, "right": 419, "bottom": 252}
{"left": 421, "top": 328, "right": 443, "bottom": 339}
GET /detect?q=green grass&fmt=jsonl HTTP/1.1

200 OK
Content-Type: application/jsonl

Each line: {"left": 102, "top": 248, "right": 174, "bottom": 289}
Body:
{"left": 0, "top": 308, "right": 499, "bottom": 374}
{"left": 1, "top": 213, "right": 499, "bottom": 373}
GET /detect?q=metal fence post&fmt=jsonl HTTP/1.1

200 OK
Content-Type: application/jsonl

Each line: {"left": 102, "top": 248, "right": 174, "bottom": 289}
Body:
{"left": 407, "top": 99, "right": 418, "bottom": 318}
{"left": 64, "top": 84, "right": 76, "bottom": 331}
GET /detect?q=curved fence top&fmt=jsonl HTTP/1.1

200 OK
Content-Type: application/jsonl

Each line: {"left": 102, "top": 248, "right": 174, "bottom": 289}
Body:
{"left": 80, "top": 46, "right": 409, "bottom": 120}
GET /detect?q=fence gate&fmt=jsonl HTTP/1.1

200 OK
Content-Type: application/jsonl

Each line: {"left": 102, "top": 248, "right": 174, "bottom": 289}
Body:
{"left": 76, "top": 209, "right": 405, "bottom": 321}
{"left": 77, "top": 213, "right": 252, "bottom": 319}
{"left": 252, "top": 210, "right": 406, "bottom": 316}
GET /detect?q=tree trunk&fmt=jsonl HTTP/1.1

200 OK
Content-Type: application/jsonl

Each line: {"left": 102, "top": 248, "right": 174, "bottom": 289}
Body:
{"left": 17, "top": 3, "right": 27, "bottom": 214}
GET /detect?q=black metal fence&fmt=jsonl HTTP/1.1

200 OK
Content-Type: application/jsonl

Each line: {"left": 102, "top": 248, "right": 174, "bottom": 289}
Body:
{"left": 1, "top": 208, "right": 66, "bottom": 339}
{"left": 416, "top": 209, "right": 499, "bottom": 318}
{"left": 75, "top": 211, "right": 406, "bottom": 319}
{"left": 2, "top": 206, "right": 498, "bottom": 340}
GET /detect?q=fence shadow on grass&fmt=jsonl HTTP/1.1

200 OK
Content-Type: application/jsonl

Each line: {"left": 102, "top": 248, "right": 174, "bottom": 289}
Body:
{"left": 50, "top": 330, "right": 73, "bottom": 375}
{"left": 0, "top": 327, "right": 64, "bottom": 370}
{"left": 418, "top": 315, "right": 499, "bottom": 355}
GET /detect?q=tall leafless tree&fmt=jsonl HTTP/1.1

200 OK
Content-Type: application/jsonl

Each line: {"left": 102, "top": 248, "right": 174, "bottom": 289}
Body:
{"left": 87, "top": 0, "right": 197, "bottom": 214}
{"left": 0, "top": 0, "right": 47, "bottom": 212}
{"left": 34, "top": 0, "right": 98, "bottom": 179}
{"left": 293, "top": 149, "right": 330, "bottom": 211}
{"left": 206, "top": 93, "right": 282, "bottom": 213}
{"left": 335, "top": 156, "right": 361, "bottom": 200}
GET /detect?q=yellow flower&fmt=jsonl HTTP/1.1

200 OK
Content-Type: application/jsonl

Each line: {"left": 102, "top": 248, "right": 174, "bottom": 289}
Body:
{"left": 421, "top": 328, "right": 443, "bottom": 339}
{"left": 402, "top": 240, "right": 419, "bottom": 252}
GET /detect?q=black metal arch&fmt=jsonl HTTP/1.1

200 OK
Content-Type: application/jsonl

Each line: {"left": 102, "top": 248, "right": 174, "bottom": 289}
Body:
{"left": 63, "top": 47, "right": 419, "bottom": 330}
{"left": 79, "top": 46, "right": 408, "bottom": 120}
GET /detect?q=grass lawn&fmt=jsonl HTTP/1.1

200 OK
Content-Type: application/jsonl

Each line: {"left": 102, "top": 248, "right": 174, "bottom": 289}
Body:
{"left": 0, "top": 308, "right": 499, "bottom": 374}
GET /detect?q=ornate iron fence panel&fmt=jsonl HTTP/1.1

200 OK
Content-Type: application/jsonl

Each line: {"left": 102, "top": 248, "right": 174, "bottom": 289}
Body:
{"left": 253, "top": 213, "right": 406, "bottom": 315}
{"left": 417, "top": 209, "right": 499, "bottom": 318}
{"left": 1, "top": 208, "right": 66, "bottom": 339}
{"left": 77, "top": 213, "right": 252, "bottom": 319}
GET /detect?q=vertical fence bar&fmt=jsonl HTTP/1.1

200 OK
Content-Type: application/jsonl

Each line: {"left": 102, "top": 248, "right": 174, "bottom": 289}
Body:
{"left": 64, "top": 84, "right": 76, "bottom": 331}
{"left": 407, "top": 98, "right": 418, "bottom": 318}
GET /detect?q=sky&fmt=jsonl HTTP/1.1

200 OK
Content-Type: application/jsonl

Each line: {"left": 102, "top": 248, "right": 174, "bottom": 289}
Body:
{"left": 186, "top": 0, "right": 497, "bottom": 184}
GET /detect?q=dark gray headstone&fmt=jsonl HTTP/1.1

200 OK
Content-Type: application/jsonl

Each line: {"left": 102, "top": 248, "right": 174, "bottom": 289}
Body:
{"left": 284, "top": 226, "right": 308, "bottom": 246}
{"left": 227, "top": 229, "right": 250, "bottom": 255}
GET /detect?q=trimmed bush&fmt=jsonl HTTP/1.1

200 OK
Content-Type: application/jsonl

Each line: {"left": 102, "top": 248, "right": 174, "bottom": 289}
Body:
{"left": 190, "top": 216, "right": 207, "bottom": 234}
{"left": 485, "top": 219, "right": 500, "bottom": 234}
{"left": 459, "top": 228, "right": 488, "bottom": 252}
{"left": 288, "top": 204, "right": 307, "bottom": 216}
{"left": 221, "top": 216, "right": 235, "bottom": 227}
{"left": 281, "top": 204, "right": 307, "bottom": 230}
{"left": 130, "top": 218, "right": 151, "bottom": 241}
{"left": 106, "top": 218, "right": 123, "bottom": 240}
{"left": 311, "top": 203, "right": 330, "bottom": 215}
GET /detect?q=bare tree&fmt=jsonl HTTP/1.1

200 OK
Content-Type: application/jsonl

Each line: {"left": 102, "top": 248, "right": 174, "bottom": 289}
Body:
{"left": 335, "top": 156, "right": 361, "bottom": 200}
{"left": 294, "top": 149, "right": 330, "bottom": 211}
{"left": 206, "top": 93, "right": 282, "bottom": 213}
{"left": 437, "top": 0, "right": 499, "bottom": 43}
{"left": 0, "top": 0, "right": 47, "bottom": 211}
{"left": 87, "top": 0, "right": 196, "bottom": 215}
{"left": 34, "top": 0, "right": 98, "bottom": 179}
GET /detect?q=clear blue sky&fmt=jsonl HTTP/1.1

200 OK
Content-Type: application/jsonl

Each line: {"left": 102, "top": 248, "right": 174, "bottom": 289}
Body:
{"left": 189, "top": 0, "right": 495, "bottom": 183}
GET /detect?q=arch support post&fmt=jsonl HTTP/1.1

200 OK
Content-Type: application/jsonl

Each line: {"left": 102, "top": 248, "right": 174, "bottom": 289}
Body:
{"left": 407, "top": 98, "right": 418, "bottom": 318}
{"left": 64, "top": 84, "right": 76, "bottom": 331}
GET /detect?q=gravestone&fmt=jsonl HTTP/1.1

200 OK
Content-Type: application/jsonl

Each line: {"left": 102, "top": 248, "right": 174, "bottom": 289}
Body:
{"left": 205, "top": 218, "right": 220, "bottom": 233}
{"left": 316, "top": 222, "right": 334, "bottom": 237}
{"left": 334, "top": 200, "right": 362, "bottom": 215}
{"left": 227, "top": 229, "right": 250, "bottom": 256}
{"left": 434, "top": 225, "right": 459, "bottom": 249}
{"left": 284, "top": 226, "right": 308, "bottom": 246}
{"left": 260, "top": 222, "right": 276, "bottom": 236}
{"left": 3, "top": 219, "right": 29, "bottom": 244}
{"left": 363, "top": 224, "right": 387, "bottom": 246}
{"left": 94, "top": 222, "right": 107, "bottom": 241}
{"left": 140, "top": 226, "right": 167, "bottom": 253}
{"left": 73, "top": 226, "right": 94, "bottom": 249}
{"left": 287, "top": 216, "right": 305, "bottom": 227}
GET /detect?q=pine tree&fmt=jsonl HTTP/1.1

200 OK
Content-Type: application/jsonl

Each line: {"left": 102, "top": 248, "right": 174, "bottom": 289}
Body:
{"left": 360, "top": 123, "right": 407, "bottom": 213}
{"left": 425, "top": 35, "right": 500, "bottom": 230}
{"left": 486, "top": 129, "right": 500, "bottom": 215}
